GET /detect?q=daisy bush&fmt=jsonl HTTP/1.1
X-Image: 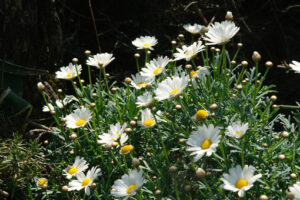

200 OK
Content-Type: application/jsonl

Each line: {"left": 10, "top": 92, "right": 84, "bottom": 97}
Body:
{"left": 31, "top": 12, "right": 300, "bottom": 200}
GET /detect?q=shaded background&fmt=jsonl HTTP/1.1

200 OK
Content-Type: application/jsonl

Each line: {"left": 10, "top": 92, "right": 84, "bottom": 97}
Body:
{"left": 1, "top": 0, "right": 300, "bottom": 132}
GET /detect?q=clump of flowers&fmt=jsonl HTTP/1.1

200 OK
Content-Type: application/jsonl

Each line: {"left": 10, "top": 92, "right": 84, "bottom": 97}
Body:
{"left": 32, "top": 11, "right": 299, "bottom": 200}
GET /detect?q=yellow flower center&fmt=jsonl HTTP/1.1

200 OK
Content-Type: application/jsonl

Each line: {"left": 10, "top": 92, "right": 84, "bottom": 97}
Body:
{"left": 143, "top": 43, "right": 151, "bottom": 48}
{"left": 195, "top": 110, "right": 209, "bottom": 121}
{"left": 169, "top": 88, "right": 180, "bottom": 95}
{"left": 76, "top": 119, "right": 86, "bottom": 126}
{"left": 190, "top": 70, "right": 198, "bottom": 78}
{"left": 201, "top": 139, "right": 212, "bottom": 149}
{"left": 37, "top": 178, "right": 47, "bottom": 186}
{"left": 67, "top": 167, "right": 78, "bottom": 175}
{"left": 235, "top": 179, "right": 248, "bottom": 189}
{"left": 137, "top": 82, "right": 146, "bottom": 88}
{"left": 144, "top": 119, "right": 155, "bottom": 127}
{"left": 153, "top": 67, "right": 162, "bottom": 75}
{"left": 66, "top": 72, "right": 72, "bottom": 78}
{"left": 126, "top": 184, "right": 137, "bottom": 194}
{"left": 120, "top": 145, "right": 133, "bottom": 155}
{"left": 81, "top": 178, "right": 92, "bottom": 187}
{"left": 185, "top": 51, "right": 189, "bottom": 56}
{"left": 236, "top": 131, "right": 242, "bottom": 135}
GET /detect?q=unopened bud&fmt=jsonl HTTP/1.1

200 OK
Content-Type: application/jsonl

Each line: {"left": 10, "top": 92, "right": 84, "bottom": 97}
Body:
{"left": 155, "top": 189, "right": 161, "bottom": 195}
{"left": 179, "top": 138, "right": 186, "bottom": 144}
{"left": 72, "top": 58, "right": 78, "bottom": 63}
{"left": 185, "top": 64, "right": 192, "bottom": 69}
{"left": 124, "top": 77, "right": 132, "bottom": 84}
{"left": 70, "top": 133, "right": 77, "bottom": 140}
{"left": 184, "top": 184, "right": 192, "bottom": 192}
{"left": 111, "top": 87, "right": 117, "bottom": 92}
{"left": 252, "top": 51, "right": 261, "bottom": 62}
{"left": 210, "top": 103, "right": 218, "bottom": 110}
{"left": 225, "top": 11, "right": 233, "bottom": 21}
{"left": 92, "top": 93, "right": 97, "bottom": 97}
{"left": 112, "top": 142, "right": 118, "bottom": 148}
{"left": 281, "top": 131, "right": 289, "bottom": 138}
{"left": 231, "top": 60, "right": 236, "bottom": 65}
{"left": 44, "top": 140, "right": 48, "bottom": 145}
{"left": 272, "top": 104, "right": 279, "bottom": 108}
{"left": 132, "top": 157, "right": 140, "bottom": 167}
{"left": 287, "top": 192, "right": 295, "bottom": 199}
{"left": 236, "top": 85, "right": 242, "bottom": 90}
{"left": 61, "top": 185, "right": 69, "bottom": 192}
{"left": 37, "top": 82, "right": 45, "bottom": 91}
{"left": 259, "top": 194, "right": 269, "bottom": 200}
{"left": 69, "top": 150, "right": 74, "bottom": 155}
{"left": 169, "top": 166, "right": 178, "bottom": 173}
{"left": 104, "top": 143, "right": 112, "bottom": 150}
{"left": 57, "top": 89, "right": 63, "bottom": 93}
{"left": 125, "top": 128, "right": 132, "bottom": 133}
{"left": 200, "top": 27, "right": 209, "bottom": 35}
{"left": 171, "top": 40, "right": 177, "bottom": 45}
{"left": 196, "top": 168, "right": 206, "bottom": 178}
{"left": 50, "top": 110, "right": 56, "bottom": 115}
{"left": 241, "top": 61, "right": 248, "bottom": 67}
{"left": 134, "top": 53, "right": 140, "bottom": 58}
{"left": 215, "top": 48, "right": 220, "bottom": 53}
{"left": 178, "top": 34, "right": 184, "bottom": 39}
{"left": 265, "top": 61, "right": 273, "bottom": 67}
{"left": 290, "top": 173, "right": 297, "bottom": 179}
{"left": 130, "top": 120, "right": 136, "bottom": 126}
{"left": 175, "top": 105, "right": 182, "bottom": 110}
{"left": 90, "top": 183, "right": 96, "bottom": 189}
{"left": 84, "top": 50, "right": 91, "bottom": 56}
{"left": 278, "top": 154, "right": 285, "bottom": 160}
{"left": 237, "top": 43, "right": 243, "bottom": 47}
{"left": 262, "top": 143, "right": 268, "bottom": 148}
{"left": 270, "top": 95, "right": 277, "bottom": 101}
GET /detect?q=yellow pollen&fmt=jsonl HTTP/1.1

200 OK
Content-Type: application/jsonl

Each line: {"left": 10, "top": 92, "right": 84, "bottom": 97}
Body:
{"left": 137, "top": 82, "right": 146, "bottom": 88}
{"left": 76, "top": 119, "right": 86, "bottom": 126}
{"left": 236, "top": 131, "right": 242, "bottom": 135}
{"left": 185, "top": 51, "right": 189, "bottom": 56}
{"left": 120, "top": 145, "right": 133, "bottom": 155}
{"left": 201, "top": 139, "right": 212, "bottom": 149}
{"left": 144, "top": 119, "right": 155, "bottom": 127}
{"left": 190, "top": 71, "right": 198, "bottom": 78}
{"left": 126, "top": 184, "right": 137, "bottom": 194}
{"left": 153, "top": 67, "right": 162, "bottom": 75}
{"left": 235, "top": 179, "right": 248, "bottom": 189}
{"left": 143, "top": 43, "right": 151, "bottom": 48}
{"left": 37, "top": 178, "right": 47, "bottom": 186}
{"left": 67, "top": 167, "right": 78, "bottom": 175}
{"left": 66, "top": 72, "right": 72, "bottom": 78}
{"left": 81, "top": 178, "right": 92, "bottom": 187}
{"left": 169, "top": 88, "right": 180, "bottom": 95}
{"left": 195, "top": 110, "right": 209, "bottom": 121}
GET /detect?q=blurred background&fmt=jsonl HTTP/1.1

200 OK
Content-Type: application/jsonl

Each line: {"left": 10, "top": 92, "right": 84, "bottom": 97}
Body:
{"left": 1, "top": 0, "right": 300, "bottom": 133}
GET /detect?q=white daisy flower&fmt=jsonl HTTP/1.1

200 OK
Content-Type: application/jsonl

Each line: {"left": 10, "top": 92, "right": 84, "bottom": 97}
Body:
{"left": 36, "top": 178, "right": 48, "bottom": 188}
{"left": 42, "top": 103, "right": 54, "bottom": 112}
{"left": 203, "top": 20, "right": 240, "bottom": 45}
{"left": 190, "top": 66, "right": 210, "bottom": 88}
{"left": 289, "top": 61, "right": 300, "bottom": 73}
{"left": 55, "top": 63, "right": 82, "bottom": 80}
{"left": 139, "top": 108, "right": 156, "bottom": 128}
{"left": 65, "top": 108, "right": 92, "bottom": 129}
{"left": 174, "top": 41, "right": 205, "bottom": 61}
{"left": 119, "top": 144, "right": 134, "bottom": 155}
{"left": 192, "top": 109, "right": 209, "bottom": 121}
{"left": 136, "top": 92, "right": 153, "bottom": 108}
{"left": 130, "top": 73, "right": 153, "bottom": 90}
{"left": 68, "top": 167, "right": 101, "bottom": 196}
{"left": 98, "top": 122, "right": 128, "bottom": 146}
{"left": 289, "top": 181, "right": 300, "bottom": 200}
{"left": 86, "top": 53, "right": 115, "bottom": 68}
{"left": 154, "top": 72, "right": 189, "bottom": 101}
{"left": 111, "top": 169, "right": 145, "bottom": 200}
{"left": 225, "top": 121, "right": 249, "bottom": 139}
{"left": 155, "top": 110, "right": 167, "bottom": 123}
{"left": 183, "top": 23, "right": 204, "bottom": 34}
{"left": 221, "top": 165, "right": 262, "bottom": 198}
{"left": 186, "top": 124, "right": 221, "bottom": 162}
{"left": 140, "top": 56, "right": 169, "bottom": 80}
{"left": 63, "top": 156, "right": 88, "bottom": 179}
{"left": 55, "top": 100, "right": 64, "bottom": 109}
{"left": 132, "top": 36, "right": 158, "bottom": 50}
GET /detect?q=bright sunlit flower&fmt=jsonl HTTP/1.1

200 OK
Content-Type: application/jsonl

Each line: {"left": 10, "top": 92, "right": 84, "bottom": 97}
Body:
{"left": 203, "top": 20, "right": 240, "bottom": 45}
{"left": 98, "top": 122, "right": 128, "bottom": 146}
{"left": 130, "top": 73, "right": 153, "bottom": 90}
{"left": 174, "top": 41, "right": 205, "bottom": 61}
{"left": 139, "top": 108, "right": 156, "bottom": 128}
{"left": 225, "top": 121, "right": 249, "bottom": 139}
{"left": 86, "top": 53, "right": 115, "bottom": 68}
{"left": 111, "top": 169, "right": 145, "bottom": 200}
{"left": 132, "top": 36, "right": 158, "bottom": 50}
{"left": 140, "top": 56, "right": 169, "bottom": 80}
{"left": 136, "top": 92, "right": 153, "bottom": 107}
{"left": 289, "top": 61, "right": 300, "bottom": 73}
{"left": 55, "top": 63, "right": 82, "bottom": 80}
{"left": 37, "top": 178, "right": 48, "bottom": 188}
{"left": 183, "top": 23, "right": 204, "bottom": 34}
{"left": 289, "top": 181, "right": 300, "bottom": 199}
{"left": 63, "top": 156, "right": 88, "bottom": 179}
{"left": 68, "top": 167, "right": 101, "bottom": 196}
{"left": 193, "top": 109, "right": 209, "bottom": 121}
{"left": 154, "top": 72, "right": 189, "bottom": 101}
{"left": 186, "top": 124, "right": 221, "bottom": 162}
{"left": 120, "top": 144, "right": 134, "bottom": 155}
{"left": 221, "top": 165, "right": 262, "bottom": 198}
{"left": 65, "top": 108, "right": 92, "bottom": 129}
{"left": 190, "top": 66, "right": 210, "bottom": 88}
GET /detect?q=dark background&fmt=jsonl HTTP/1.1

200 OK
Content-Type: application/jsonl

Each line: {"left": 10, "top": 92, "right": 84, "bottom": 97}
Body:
{"left": 1, "top": 0, "right": 300, "bottom": 132}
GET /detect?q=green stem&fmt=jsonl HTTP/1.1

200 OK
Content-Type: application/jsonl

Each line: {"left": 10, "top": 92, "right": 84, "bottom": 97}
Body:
{"left": 102, "top": 67, "right": 109, "bottom": 92}
{"left": 88, "top": 65, "right": 92, "bottom": 86}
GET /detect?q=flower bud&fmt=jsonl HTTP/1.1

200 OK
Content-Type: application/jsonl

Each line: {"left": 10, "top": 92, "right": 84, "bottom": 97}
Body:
{"left": 70, "top": 133, "right": 77, "bottom": 140}
{"left": 125, "top": 128, "right": 132, "bottom": 133}
{"left": 104, "top": 143, "right": 112, "bottom": 150}
{"left": 259, "top": 194, "right": 269, "bottom": 200}
{"left": 90, "top": 183, "right": 96, "bottom": 189}
{"left": 215, "top": 48, "right": 220, "bottom": 53}
{"left": 72, "top": 58, "right": 78, "bottom": 63}
{"left": 111, "top": 87, "right": 117, "bottom": 92}
{"left": 270, "top": 95, "right": 277, "bottom": 101}
{"left": 287, "top": 192, "right": 295, "bottom": 199}
{"left": 265, "top": 61, "right": 273, "bottom": 67}
{"left": 278, "top": 154, "right": 285, "bottom": 160}
{"left": 210, "top": 103, "right": 218, "bottom": 110}
{"left": 237, "top": 43, "right": 243, "bottom": 47}
{"left": 84, "top": 50, "right": 91, "bottom": 56}
{"left": 130, "top": 120, "right": 136, "bottom": 126}
{"left": 124, "top": 77, "right": 132, "bottom": 84}
{"left": 92, "top": 93, "right": 97, "bottom": 97}
{"left": 225, "top": 11, "right": 233, "bottom": 21}
{"left": 281, "top": 131, "right": 289, "bottom": 138}
{"left": 132, "top": 157, "right": 140, "bottom": 167}
{"left": 134, "top": 53, "right": 140, "bottom": 58}
{"left": 50, "top": 110, "right": 56, "bottom": 115}
{"left": 185, "top": 64, "right": 192, "bottom": 69}
{"left": 252, "top": 51, "right": 261, "bottom": 62}
{"left": 171, "top": 40, "right": 177, "bottom": 45}
{"left": 231, "top": 60, "right": 236, "bottom": 65}
{"left": 196, "top": 168, "right": 206, "bottom": 178}
{"left": 61, "top": 185, "right": 69, "bottom": 192}
{"left": 241, "top": 61, "right": 248, "bottom": 67}
{"left": 112, "top": 142, "right": 118, "bottom": 148}
{"left": 44, "top": 140, "right": 48, "bottom": 145}
{"left": 175, "top": 105, "right": 182, "bottom": 110}
{"left": 178, "top": 34, "right": 184, "bottom": 39}
{"left": 69, "top": 150, "right": 74, "bottom": 155}
{"left": 236, "top": 85, "right": 242, "bottom": 90}
{"left": 169, "top": 166, "right": 178, "bottom": 173}
{"left": 290, "top": 173, "right": 297, "bottom": 179}
{"left": 200, "top": 27, "right": 209, "bottom": 35}
{"left": 155, "top": 189, "right": 161, "bottom": 195}
{"left": 37, "top": 82, "right": 45, "bottom": 91}
{"left": 184, "top": 184, "right": 192, "bottom": 192}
